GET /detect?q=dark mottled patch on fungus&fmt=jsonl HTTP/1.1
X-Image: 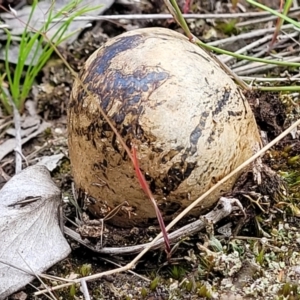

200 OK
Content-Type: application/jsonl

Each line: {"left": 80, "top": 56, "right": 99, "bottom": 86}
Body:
{"left": 187, "top": 111, "right": 210, "bottom": 153}
{"left": 69, "top": 35, "right": 145, "bottom": 110}
{"left": 87, "top": 35, "right": 144, "bottom": 80}
{"left": 147, "top": 161, "right": 197, "bottom": 196}
{"left": 213, "top": 87, "right": 231, "bottom": 117}
{"left": 163, "top": 161, "right": 197, "bottom": 195}
{"left": 87, "top": 65, "right": 169, "bottom": 139}
{"left": 70, "top": 33, "right": 170, "bottom": 141}
{"left": 228, "top": 110, "right": 243, "bottom": 117}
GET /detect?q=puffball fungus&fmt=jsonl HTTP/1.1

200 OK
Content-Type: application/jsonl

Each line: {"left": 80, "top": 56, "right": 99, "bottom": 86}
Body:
{"left": 68, "top": 27, "right": 261, "bottom": 227}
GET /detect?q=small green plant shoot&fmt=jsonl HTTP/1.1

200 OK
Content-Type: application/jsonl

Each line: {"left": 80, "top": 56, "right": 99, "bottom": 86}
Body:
{"left": 0, "top": 0, "right": 98, "bottom": 114}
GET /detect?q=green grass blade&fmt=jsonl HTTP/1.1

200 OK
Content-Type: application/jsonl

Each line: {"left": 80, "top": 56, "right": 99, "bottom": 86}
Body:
{"left": 21, "top": 34, "right": 45, "bottom": 101}
{"left": 2, "top": 0, "right": 100, "bottom": 113}
{"left": 255, "top": 85, "right": 300, "bottom": 92}
{"left": 246, "top": 0, "right": 300, "bottom": 28}
{"left": 197, "top": 40, "right": 300, "bottom": 68}
{"left": 3, "top": 29, "right": 15, "bottom": 99}
{"left": 24, "top": 2, "right": 96, "bottom": 99}
{"left": 12, "top": 0, "right": 39, "bottom": 109}
{"left": 0, "top": 73, "right": 12, "bottom": 114}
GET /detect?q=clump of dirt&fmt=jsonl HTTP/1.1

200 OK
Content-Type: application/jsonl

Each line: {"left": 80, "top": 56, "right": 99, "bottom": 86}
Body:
{"left": 246, "top": 90, "right": 286, "bottom": 139}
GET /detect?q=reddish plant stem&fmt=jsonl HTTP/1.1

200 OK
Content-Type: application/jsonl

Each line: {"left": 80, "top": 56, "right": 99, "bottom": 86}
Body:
{"left": 132, "top": 145, "right": 171, "bottom": 254}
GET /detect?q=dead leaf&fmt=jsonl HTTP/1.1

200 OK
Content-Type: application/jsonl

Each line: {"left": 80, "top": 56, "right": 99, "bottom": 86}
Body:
{"left": 6, "top": 123, "right": 39, "bottom": 137}
{"left": 36, "top": 153, "right": 64, "bottom": 171}
{"left": 0, "top": 120, "right": 50, "bottom": 161}
{"left": 0, "top": 165, "right": 71, "bottom": 299}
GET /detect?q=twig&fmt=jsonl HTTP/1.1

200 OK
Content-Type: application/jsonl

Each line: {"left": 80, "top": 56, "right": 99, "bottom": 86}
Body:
{"left": 237, "top": 15, "right": 279, "bottom": 27}
{"left": 230, "top": 49, "right": 268, "bottom": 69}
{"left": 207, "top": 24, "right": 294, "bottom": 47}
{"left": 232, "top": 56, "right": 300, "bottom": 76}
{"left": 281, "top": 29, "right": 300, "bottom": 46}
{"left": 240, "top": 76, "right": 300, "bottom": 82}
{"left": 36, "top": 118, "right": 300, "bottom": 296}
{"left": 231, "top": 44, "right": 300, "bottom": 65}
{"left": 236, "top": 10, "right": 300, "bottom": 27}
{"left": 100, "top": 257, "right": 150, "bottom": 282}
{"left": 220, "top": 34, "right": 274, "bottom": 64}
{"left": 48, "top": 9, "right": 300, "bottom": 22}
{"left": 0, "top": 258, "right": 72, "bottom": 283}
{"left": 80, "top": 279, "right": 91, "bottom": 300}
{"left": 36, "top": 197, "right": 238, "bottom": 295}
{"left": 64, "top": 196, "right": 239, "bottom": 255}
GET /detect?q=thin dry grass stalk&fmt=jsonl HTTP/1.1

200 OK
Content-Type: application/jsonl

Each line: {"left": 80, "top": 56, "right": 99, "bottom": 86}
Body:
{"left": 64, "top": 196, "right": 241, "bottom": 255}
